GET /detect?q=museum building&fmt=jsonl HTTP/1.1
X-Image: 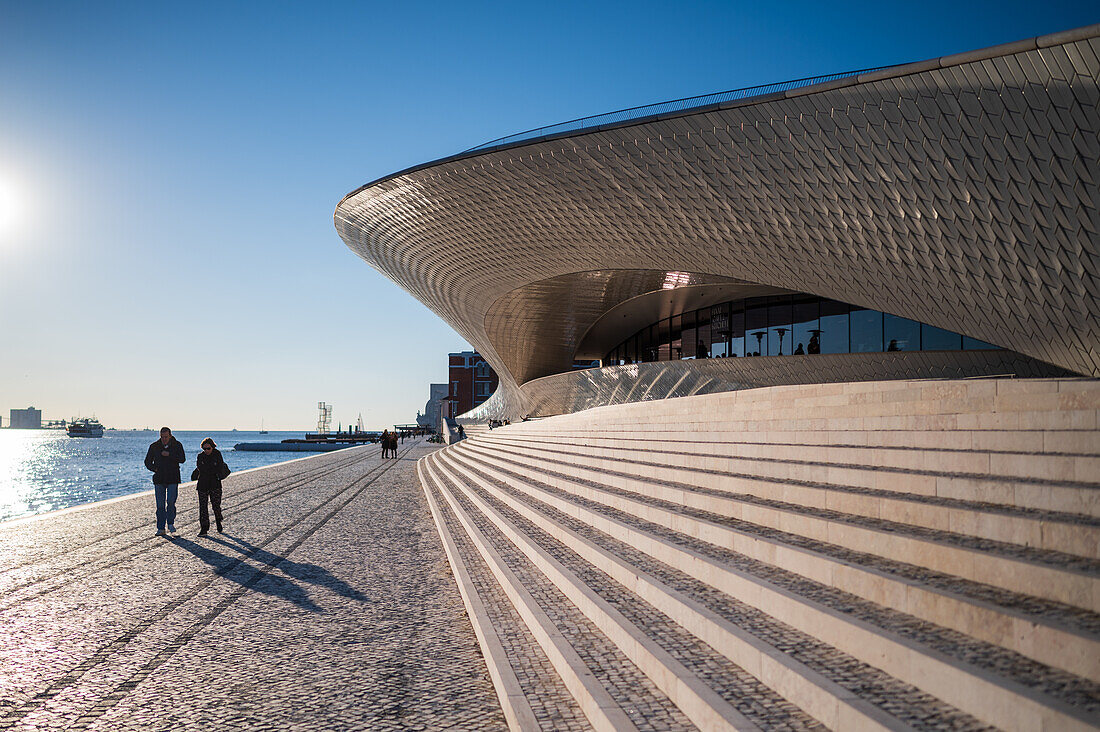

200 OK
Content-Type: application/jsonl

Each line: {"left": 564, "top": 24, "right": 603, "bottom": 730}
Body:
{"left": 336, "top": 26, "right": 1100, "bottom": 732}
{"left": 337, "top": 26, "right": 1097, "bottom": 423}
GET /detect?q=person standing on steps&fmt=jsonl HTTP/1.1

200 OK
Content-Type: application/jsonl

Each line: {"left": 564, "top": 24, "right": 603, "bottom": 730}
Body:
{"left": 193, "top": 437, "right": 230, "bottom": 536}
{"left": 144, "top": 427, "right": 186, "bottom": 536}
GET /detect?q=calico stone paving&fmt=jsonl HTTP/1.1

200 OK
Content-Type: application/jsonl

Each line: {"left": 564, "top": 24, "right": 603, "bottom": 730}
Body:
{"left": 0, "top": 440, "right": 507, "bottom": 731}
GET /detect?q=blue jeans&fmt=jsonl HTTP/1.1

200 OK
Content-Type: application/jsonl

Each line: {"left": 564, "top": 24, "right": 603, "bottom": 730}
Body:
{"left": 154, "top": 483, "right": 178, "bottom": 530}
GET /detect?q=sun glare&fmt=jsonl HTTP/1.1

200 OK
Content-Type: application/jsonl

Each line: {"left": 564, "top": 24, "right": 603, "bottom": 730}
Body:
{"left": 0, "top": 173, "right": 25, "bottom": 241}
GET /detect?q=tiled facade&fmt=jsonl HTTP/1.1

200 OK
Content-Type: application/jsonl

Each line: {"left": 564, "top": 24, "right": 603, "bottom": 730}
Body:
{"left": 336, "top": 26, "right": 1099, "bottom": 420}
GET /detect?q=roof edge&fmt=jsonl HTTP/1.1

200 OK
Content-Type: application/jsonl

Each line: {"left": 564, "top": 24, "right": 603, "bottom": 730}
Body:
{"left": 334, "top": 23, "right": 1100, "bottom": 215}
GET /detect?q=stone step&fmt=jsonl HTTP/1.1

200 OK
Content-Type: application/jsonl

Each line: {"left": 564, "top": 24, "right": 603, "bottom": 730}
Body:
{"left": 500, "top": 412, "right": 1100, "bottom": 446}
{"left": 437, "top": 449, "right": 987, "bottom": 731}
{"left": 446, "top": 441, "right": 1100, "bottom": 682}
{"left": 417, "top": 460, "right": 587, "bottom": 731}
{"left": 484, "top": 430, "right": 1098, "bottom": 480}
{"left": 430, "top": 452, "right": 834, "bottom": 731}
{"left": 439, "top": 446, "right": 1100, "bottom": 731}
{"left": 484, "top": 432, "right": 1100, "bottom": 520}
{"left": 502, "top": 425, "right": 1100, "bottom": 456}
{"left": 421, "top": 454, "right": 700, "bottom": 731}
{"left": 502, "top": 381, "right": 1100, "bottom": 435}
{"left": 475, "top": 435, "right": 1100, "bottom": 554}
{"left": 538, "top": 379, "right": 1099, "bottom": 424}
{"left": 457, "top": 440, "right": 1100, "bottom": 613}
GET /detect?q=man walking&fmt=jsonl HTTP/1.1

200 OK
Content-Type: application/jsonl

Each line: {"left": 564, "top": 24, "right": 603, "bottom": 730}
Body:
{"left": 145, "top": 426, "right": 186, "bottom": 536}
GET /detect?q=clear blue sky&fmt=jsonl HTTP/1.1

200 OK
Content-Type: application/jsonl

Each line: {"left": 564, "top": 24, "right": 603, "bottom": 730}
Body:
{"left": 1, "top": 0, "right": 1095, "bottom": 430}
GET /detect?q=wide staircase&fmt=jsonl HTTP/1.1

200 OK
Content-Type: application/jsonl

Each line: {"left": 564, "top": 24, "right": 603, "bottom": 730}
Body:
{"left": 419, "top": 378, "right": 1100, "bottom": 731}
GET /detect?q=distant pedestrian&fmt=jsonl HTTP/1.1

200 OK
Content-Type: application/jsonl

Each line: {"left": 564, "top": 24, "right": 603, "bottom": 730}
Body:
{"left": 144, "top": 427, "right": 186, "bottom": 536}
{"left": 380, "top": 430, "right": 391, "bottom": 459}
{"left": 193, "top": 438, "right": 230, "bottom": 536}
{"left": 458, "top": 425, "right": 465, "bottom": 440}
{"left": 388, "top": 430, "right": 399, "bottom": 458}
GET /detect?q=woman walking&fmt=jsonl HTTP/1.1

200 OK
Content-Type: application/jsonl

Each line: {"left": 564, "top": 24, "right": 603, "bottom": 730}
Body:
{"left": 194, "top": 437, "right": 230, "bottom": 536}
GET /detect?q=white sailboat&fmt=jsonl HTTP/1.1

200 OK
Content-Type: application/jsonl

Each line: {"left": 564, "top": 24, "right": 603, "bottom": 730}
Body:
{"left": 259, "top": 418, "right": 268, "bottom": 434}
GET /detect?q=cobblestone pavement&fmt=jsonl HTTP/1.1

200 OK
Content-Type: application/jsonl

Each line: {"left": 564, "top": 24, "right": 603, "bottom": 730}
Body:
{"left": 0, "top": 440, "right": 507, "bottom": 731}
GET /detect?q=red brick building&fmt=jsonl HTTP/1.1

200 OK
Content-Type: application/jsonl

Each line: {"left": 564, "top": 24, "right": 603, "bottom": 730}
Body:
{"left": 447, "top": 350, "right": 498, "bottom": 417}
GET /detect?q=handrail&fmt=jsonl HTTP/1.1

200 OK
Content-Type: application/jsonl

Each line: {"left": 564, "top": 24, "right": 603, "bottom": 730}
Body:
{"left": 463, "top": 65, "right": 897, "bottom": 153}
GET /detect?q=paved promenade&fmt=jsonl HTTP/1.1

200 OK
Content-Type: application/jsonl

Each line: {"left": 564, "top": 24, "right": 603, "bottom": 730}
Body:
{"left": 0, "top": 440, "right": 506, "bottom": 731}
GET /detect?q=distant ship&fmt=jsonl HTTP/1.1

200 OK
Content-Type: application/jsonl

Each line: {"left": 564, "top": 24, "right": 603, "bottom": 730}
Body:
{"left": 259, "top": 418, "right": 268, "bottom": 434}
{"left": 67, "top": 418, "right": 105, "bottom": 438}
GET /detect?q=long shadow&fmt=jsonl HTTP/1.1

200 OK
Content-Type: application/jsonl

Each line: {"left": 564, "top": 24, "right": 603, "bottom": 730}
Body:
{"left": 169, "top": 537, "right": 324, "bottom": 613}
{"left": 206, "top": 534, "right": 370, "bottom": 604}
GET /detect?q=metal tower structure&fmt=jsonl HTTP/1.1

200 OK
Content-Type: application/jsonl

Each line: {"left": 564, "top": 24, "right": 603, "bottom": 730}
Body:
{"left": 316, "top": 402, "right": 333, "bottom": 435}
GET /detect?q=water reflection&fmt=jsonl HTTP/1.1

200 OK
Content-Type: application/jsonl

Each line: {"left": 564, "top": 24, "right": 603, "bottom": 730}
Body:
{"left": 0, "top": 430, "right": 307, "bottom": 523}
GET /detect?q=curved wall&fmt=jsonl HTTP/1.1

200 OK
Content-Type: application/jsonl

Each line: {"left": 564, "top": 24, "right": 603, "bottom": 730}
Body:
{"left": 335, "top": 27, "right": 1100, "bottom": 420}
{"left": 462, "top": 349, "right": 1072, "bottom": 420}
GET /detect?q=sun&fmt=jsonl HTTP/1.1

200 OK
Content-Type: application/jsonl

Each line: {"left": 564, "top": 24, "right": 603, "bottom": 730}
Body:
{"left": 0, "top": 173, "right": 24, "bottom": 240}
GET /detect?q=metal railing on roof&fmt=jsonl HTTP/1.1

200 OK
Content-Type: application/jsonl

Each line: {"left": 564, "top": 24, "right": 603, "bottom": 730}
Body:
{"left": 463, "top": 65, "right": 896, "bottom": 153}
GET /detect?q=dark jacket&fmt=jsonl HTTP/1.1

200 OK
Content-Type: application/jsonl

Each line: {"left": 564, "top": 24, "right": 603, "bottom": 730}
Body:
{"left": 145, "top": 437, "right": 186, "bottom": 485}
{"left": 195, "top": 448, "right": 228, "bottom": 492}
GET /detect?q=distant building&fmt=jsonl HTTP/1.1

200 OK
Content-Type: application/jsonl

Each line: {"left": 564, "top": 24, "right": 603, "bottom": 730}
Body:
{"left": 448, "top": 351, "right": 498, "bottom": 417}
{"left": 417, "top": 383, "right": 449, "bottom": 430}
{"left": 10, "top": 407, "right": 42, "bottom": 429}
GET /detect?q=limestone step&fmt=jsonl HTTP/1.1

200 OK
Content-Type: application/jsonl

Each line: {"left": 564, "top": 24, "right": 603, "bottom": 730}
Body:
{"left": 474, "top": 435, "right": 1100, "bottom": 554}
{"left": 497, "top": 424, "right": 1100, "bottom": 455}
{"left": 504, "top": 379, "right": 1100, "bottom": 436}
{"left": 435, "top": 449, "right": 994, "bottom": 731}
{"left": 483, "top": 431, "right": 1098, "bottom": 484}
{"left": 421, "top": 454, "right": 701, "bottom": 731}
{"left": 456, "top": 440, "right": 1100, "bottom": 614}
{"left": 418, "top": 460, "right": 588, "bottom": 731}
{"left": 446, "top": 441, "right": 1100, "bottom": 682}
{"left": 530, "top": 379, "right": 1099, "bottom": 425}
{"left": 429, "top": 452, "right": 839, "bottom": 731}
{"left": 439, "top": 446, "right": 1100, "bottom": 731}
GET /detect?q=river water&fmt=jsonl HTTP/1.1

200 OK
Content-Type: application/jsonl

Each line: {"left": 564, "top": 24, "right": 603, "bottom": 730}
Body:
{"left": 0, "top": 430, "right": 325, "bottom": 522}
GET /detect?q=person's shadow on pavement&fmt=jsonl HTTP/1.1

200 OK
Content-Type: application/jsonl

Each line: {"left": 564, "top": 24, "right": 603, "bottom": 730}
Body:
{"left": 207, "top": 534, "right": 369, "bottom": 604}
{"left": 170, "top": 537, "right": 325, "bottom": 613}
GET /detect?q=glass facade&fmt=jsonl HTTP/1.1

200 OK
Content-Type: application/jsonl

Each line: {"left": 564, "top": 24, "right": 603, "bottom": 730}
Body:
{"left": 604, "top": 294, "right": 998, "bottom": 365}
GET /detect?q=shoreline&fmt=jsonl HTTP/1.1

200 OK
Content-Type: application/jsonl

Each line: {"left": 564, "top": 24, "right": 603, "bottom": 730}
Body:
{"left": 0, "top": 446, "right": 366, "bottom": 528}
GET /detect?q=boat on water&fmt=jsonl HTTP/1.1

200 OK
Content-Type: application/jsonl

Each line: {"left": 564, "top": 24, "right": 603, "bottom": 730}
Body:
{"left": 67, "top": 418, "right": 105, "bottom": 438}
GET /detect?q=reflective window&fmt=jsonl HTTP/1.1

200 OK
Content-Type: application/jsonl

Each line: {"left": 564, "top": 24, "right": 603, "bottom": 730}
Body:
{"left": 818, "top": 299, "right": 848, "bottom": 354}
{"left": 681, "top": 326, "right": 696, "bottom": 358}
{"left": 792, "top": 297, "right": 819, "bottom": 356}
{"left": 658, "top": 318, "right": 671, "bottom": 361}
{"left": 729, "top": 304, "right": 745, "bottom": 357}
{"left": 745, "top": 298, "right": 768, "bottom": 357}
{"left": 766, "top": 296, "right": 793, "bottom": 357}
{"left": 605, "top": 294, "right": 1000, "bottom": 363}
{"left": 642, "top": 324, "right": 658, "bottom": 362}
{"left": 922, "top": 323, "right": 961, "bottom": 351}
{"left": 695, "top": 308, "right": 710, "bottom": 358}
{"left": 710, "top": 303, "right": 729, "bottom": 357}
{"left": 963, "top": 336, "right": 998, "bottom": 350}
{"left": 850, "top": 307, "right": 883, "bottom": 353}
{"left": 884, "top": 314, "right": 920, "bottom": 352}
